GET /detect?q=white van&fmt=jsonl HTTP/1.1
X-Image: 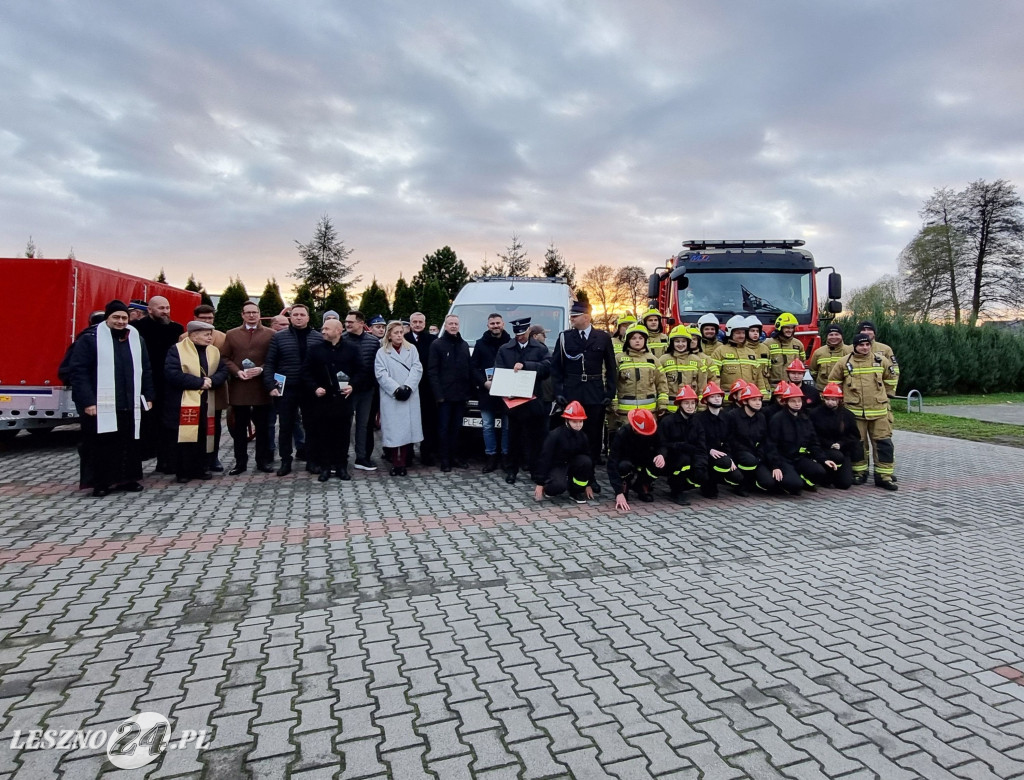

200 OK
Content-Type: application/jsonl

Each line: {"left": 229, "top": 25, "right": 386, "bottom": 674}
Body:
{"left": 448, "top": 276, "right": 574, "bottom": 428}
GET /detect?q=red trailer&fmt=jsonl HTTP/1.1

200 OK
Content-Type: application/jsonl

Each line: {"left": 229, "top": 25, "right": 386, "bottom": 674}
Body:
{"left": 0, "top": 258, "right": 200, "bottom": 438}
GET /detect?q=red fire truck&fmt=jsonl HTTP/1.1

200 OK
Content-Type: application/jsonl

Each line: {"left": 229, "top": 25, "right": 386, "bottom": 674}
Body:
{"left": 647, "top": 239, "right": 842, "bottom": 353}
{"left": 0, "top": 257, "right": 200, "bottom": 440}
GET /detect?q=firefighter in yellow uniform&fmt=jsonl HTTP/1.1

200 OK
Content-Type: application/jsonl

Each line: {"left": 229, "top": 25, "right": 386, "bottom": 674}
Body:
{"left": 857, "top": 320, "right": 899, "bottom": 396}
{"left": 611, "top": 313, "right": 636, "bottom": 356}
{"left": 612, "top": 325, "right": 669, "bottom": 427}
{"left": 659, "top": 325, "right": 707, "bottom": 413}
{"left": 691, "top": 326, "right": 718, "bottom": 389}
{"left": 713, "top": 316, "right": 769, "bottom": 404}
{"left": 744, "top": 315, "right": 771, "bottom": 397}
{"left": 828, "top": 333, "right": 898, "bottom": 491}
{"left": 808, "top": 325, "right": 850, "bottom": 389}
{"left": 641, "top": 307, "right": 669, "bottom": 358}
{"left": 697, "top": 313, "right": 722, "bottom": 379}
{"left": 765, "top": 312, "right": 805, "bottom": 386}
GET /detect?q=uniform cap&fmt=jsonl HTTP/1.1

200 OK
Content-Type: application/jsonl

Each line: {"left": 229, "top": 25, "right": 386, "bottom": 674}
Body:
{"left": 510, "top": 317, "right": 532, "bottom": 334}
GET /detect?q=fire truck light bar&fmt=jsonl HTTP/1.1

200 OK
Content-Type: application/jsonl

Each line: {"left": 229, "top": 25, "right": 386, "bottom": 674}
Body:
{"left": 682, "top": 239, "right": 805, "bottom": 250}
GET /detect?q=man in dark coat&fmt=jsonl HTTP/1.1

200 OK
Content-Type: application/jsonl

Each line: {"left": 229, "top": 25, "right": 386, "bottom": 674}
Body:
{"left": 133, "top": 295, "right": 185, "bottom": 471}
{"left": 221, "top": 301, "right": 275, "bottom": 474}
{"left": 343, "top": 310, "right": 382, "bottom": 471}
{"left": 427, "top": 314, "right": 474, "bottom": 471}
{"left": 472, "top": 313, "right": 511, "bottom": 473}
{"left": 494, "top": 317, "right": 551, "bottom": 484}
{"left": 551, "top": 301, "right": 616, "bottom": 467}
{"left": 405, "top": 311, "right": 438, "bottom": 465}
{"left": 69, "top": 300, "right": 155, "bottom": 496}
{"left": 164, "top": 321, "right": 229, "bottom": 483}
{"left": 263, "top": 304, "right": 324, "bottom": 476}
{"left": 301, "top": 318, "right": 364, "bottom": 481}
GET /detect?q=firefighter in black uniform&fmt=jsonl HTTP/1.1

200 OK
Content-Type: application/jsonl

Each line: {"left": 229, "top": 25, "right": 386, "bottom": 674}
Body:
{"left": 808, "top": 382, "right": 859, "bottom": 490}
{"left": 659, "top": 385, "right": 708, "bottom": 505}
{"left": 608, "top": 408, "right": 664, "bottom": 511}
{"left": 726, "top": 383, "right": 784, "bottom": 495}
{"left": 495, "top": 317, "right": 551, "bottom": 484}
{"left": 694, "top": 381, "right": 740, "bottom": 499}
{"left": 768, "top": 383, "right": 840, "bottom": 493}
{"left": 533, "top": 401, "right": 595, "bottom": 504}
{"left": 785, "top": 359, "right": 821, "bottom": 409}
{"left": 551, "top": 300, "right": 616, "bottom": 474}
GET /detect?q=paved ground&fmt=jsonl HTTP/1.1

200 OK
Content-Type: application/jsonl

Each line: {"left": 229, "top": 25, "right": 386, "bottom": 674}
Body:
{"left": 1, "top": 429, "right": 1024, "bottom": 779}
{"left": 927, "top": 404, "right": 1024, "bottom": 426}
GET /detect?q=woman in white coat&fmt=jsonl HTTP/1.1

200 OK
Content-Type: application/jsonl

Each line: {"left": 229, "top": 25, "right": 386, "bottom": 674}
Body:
{"left": 374, "top": 320, "right": 424, "bottom": 476}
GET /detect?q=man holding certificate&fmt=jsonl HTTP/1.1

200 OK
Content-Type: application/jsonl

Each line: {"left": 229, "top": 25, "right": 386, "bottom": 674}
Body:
{"left": 494, "top": 317, "right": 551, "bottom": 484}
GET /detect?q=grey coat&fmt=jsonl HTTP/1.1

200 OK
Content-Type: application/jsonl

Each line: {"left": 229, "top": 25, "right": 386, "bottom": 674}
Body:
{"left": 374, "top": 344, "right": 424, "bottom": 447}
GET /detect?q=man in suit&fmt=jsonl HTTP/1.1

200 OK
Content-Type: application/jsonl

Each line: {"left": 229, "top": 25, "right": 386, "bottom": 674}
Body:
{"left": 551, "top": 301, "right": 616, "bottom": 483}
{"left": 405, "top": 311, "right": 438, "bottom": 465}
{"left": 494, "top": 317, "right": 551, "bottom": 484}
{"left": 221, "top": 301, "right": 275, "bottom": 475}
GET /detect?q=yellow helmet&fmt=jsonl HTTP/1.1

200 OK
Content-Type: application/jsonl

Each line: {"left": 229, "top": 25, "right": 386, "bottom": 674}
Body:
{"left": 642, "top": 307, "right": 663, "bottom": 321}
{"left": 616, "top": 313, "right": 637, "bottom": 327}
{"left": 624, "top": 323, "right": 650, "bottom": 346}
{"left": 667, "top": 324, "right": 690, "bottom": 341}
{"left": 775, "top": 312, "right": 798, "bottom": 329}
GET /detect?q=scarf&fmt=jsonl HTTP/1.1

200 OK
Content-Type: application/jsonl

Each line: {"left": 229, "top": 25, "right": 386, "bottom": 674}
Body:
{"left": 174, "top": 339, "right": 219, "bottom": 451}
{"left": 95, "top": 322, "right": 143, "bottom": 437}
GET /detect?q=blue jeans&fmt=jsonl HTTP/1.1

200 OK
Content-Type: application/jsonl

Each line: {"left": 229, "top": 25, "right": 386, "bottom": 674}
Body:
{"left": 480, "top": 408, "right": 509, "bottom": 456}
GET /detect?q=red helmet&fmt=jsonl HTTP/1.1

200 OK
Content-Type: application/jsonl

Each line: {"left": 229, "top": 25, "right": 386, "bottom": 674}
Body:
{"left": 561, "top": 400, "right": 587, "bottom": 420}
{"left": 822, "top": 382, "right": 844, "bottom": 399}
{"left": 781, "top": 383, "right": 804, "bottom": 399}
{"left": 628, "top": 408, "right": 657, "bottom": 435}
{"left": 738, "top": 384, "right": 763, "bottom": 403}
{"left": 701, "top": 381, "right": 725, "bottom": 401}
{"left": 674, "top": 385, "right": 698, "bottom": 402}
{"left": 729, "top": 379, "right": 749, "bottom": 397}
{"left": 772, "top": 380, "right": 792, "bottom": 397}
{"left": 786, "top": 359, "right": 807, "bottom": 373}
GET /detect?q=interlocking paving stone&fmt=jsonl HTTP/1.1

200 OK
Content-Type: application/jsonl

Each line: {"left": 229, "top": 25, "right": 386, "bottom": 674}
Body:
{"left": 3, "top": 431, "right": 1024, "bottom": 777}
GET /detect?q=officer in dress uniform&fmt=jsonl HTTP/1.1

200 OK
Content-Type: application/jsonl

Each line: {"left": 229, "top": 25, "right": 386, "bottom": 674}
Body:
{"left": 551, "top": 301, "right": 616, "bottom": 481}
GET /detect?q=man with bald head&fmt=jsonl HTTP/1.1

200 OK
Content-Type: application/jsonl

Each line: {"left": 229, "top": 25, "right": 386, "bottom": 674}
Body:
{"left": 134, "top": 295, "right": 185, "bottom": 471}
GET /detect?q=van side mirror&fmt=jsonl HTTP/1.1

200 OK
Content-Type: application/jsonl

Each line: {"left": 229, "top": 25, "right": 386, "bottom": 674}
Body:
{"left": 828, "top": 272, "right": 842, "bottom": 300}
{"left": 647, "top": 273, "right": 661, "bottom": 299}
{"left": 827, "top": 300, "right": 843, "bottom": 314}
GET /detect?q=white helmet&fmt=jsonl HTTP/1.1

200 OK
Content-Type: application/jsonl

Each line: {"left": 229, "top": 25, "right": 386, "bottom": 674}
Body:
{"left": 697, "top": 313, "right": 719, "bottom": 329}
{"left": 743, "top": 315, "right": 762, "bottom": 329}
{"left": 725, "top": 315, "right": 747, "bottom": 335}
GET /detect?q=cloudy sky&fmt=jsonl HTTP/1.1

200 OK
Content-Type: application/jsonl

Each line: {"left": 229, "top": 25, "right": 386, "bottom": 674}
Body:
{"left": 3, "top": 1, "right": 1023, "bottom": 300}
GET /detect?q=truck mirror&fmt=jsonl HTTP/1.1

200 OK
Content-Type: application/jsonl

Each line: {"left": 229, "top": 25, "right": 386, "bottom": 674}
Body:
{"left": 647, "top": 273, "right": 661, "bottom": 299}
{"left": 666, "top": 317, "right": 676, "bottom": 326}
{"left": 828, "top": 272, "right": 842, "bottom": 300}
{"left": 827, "top": 300, "right": 843, "bottom": 314}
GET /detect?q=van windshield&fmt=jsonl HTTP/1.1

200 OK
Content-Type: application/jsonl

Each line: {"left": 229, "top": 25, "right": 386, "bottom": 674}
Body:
{"left": 447, "top": 304, "right": 566, "bottom": 349}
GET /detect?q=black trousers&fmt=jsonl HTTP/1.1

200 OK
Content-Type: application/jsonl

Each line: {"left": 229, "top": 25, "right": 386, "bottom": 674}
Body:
{"left": 314, "top": 395, "right": 352, "bottom": 469}
{"left": 276, "top": 393, "right": 315, "bottom": 464}
{"left": 230, "top": 404, "right": 272, "bottom": 467}
{"left": 733, "top": 449, "right": 780, "bottom": 493}
{"left": 543, "top": 454, "right": 594, "bottom": 497}
{"left": 506, "top": 403, "right": 546, "bottom": 476}
{"left": 80, "top": 411, "right": 144, "bottom": 489}
{"left": 616, "top": 458, "right": 666, "bottom": 491}
{"left": 666, "top": 452, "right": 709, "bottom": 493}
{"left": 437, "top": 401, "right": 465, "bottom": 466}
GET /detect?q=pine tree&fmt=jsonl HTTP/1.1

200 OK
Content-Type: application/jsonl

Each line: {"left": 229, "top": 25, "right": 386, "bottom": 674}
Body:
{"left": 391, "top": 275, "right": 418, "bottom": 321}
{"left": 291, "top": 214, "right": 359, "bottom": 310}
{"left": 292, "top": 283, "right": 321, "bottom": 327}
{"left": 322, "top": 284, "right": 350, "bottom": 326}
{"left": 498, "top": 233, "right": 530, "bottom": 276}
{"left": 420, "top": 280, "right": 449, "bottom": 333}
{"left": 540, "top": 242, "right": 576, "bottom": 288}
{"left": 412, "top": 246, "right": 470, "bottom": 302}
{"left": 184, "top": 274, "right": 214, "bottom": 307}
{"left": 155, "top": 268, "right": 168, "bottom": 284}
{"left": 359, "top": 279, "right": 391, "bottom": 321}
{"left": 576, "top": 289, "right": 590, "bottom": 308}
{"left": 258, "top": 278, "right": 285, "bottom": 318}
{"left": 215, "top": 277, "right": 249, "bottom": 331}
{"left": 24, "top": 236, "right": 40, "bottom": 258}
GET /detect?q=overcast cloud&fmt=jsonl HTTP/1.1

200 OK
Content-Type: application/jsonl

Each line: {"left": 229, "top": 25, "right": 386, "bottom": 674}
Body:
{"left": 2, "top": 0, "right": 1023, "bottom": 298}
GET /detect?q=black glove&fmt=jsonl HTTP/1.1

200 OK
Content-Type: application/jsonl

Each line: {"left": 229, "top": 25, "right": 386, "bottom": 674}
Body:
{"left": 601, "top": 397, "right": 612, "bottom": 406}
{"left": 393, "top": 386, "right": 413, "bottom": 402}
{"left": 555, "top": 395, "right": 569, "bottom": 407}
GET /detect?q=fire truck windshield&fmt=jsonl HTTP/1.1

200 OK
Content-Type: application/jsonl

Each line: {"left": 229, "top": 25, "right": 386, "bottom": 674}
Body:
{"left": 677, "top": 270, "right": 813, "bottom": 319}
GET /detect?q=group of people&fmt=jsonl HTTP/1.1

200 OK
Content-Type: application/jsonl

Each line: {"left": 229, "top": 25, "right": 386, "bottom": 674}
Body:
{"left": 66, "top": 295, "right": 900, "bottom": 509}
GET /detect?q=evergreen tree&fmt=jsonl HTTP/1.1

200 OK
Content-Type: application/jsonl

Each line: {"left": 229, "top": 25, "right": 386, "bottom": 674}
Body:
{"left": 215, "top": 277, "right": 249, "bottom": 331}
{"left": 291, "top": 214, "right": 359, "bottom": 310}
{"left": 155, "top": 268, "right": 167, "bottom": 283}
{"left": 322, "top": 284, "right": 350, "bottom": 326}
{"left": 24, "top": 236, "right": 40, "bottom": 258}
{"left": 67, "top": 247, "right": 75, "bottom": 260}
{"left": 412, "top": 246, "right": 470, "bottom": 302}
{"left": 258, "top": 278, "right": 285, "bottom": 318}
{"left": 498, "top": 233, "right": 530, "bottom": 276}
{"left": 184, "top": 274, "right": 214, "bottom": 307}
{"left": 292, "top": 283, "right": 321, "bottom": 327}
{"left": 540, "top": 242, "right": 576, "bottom": 288}
{"left": 359, "top": 279, "right": 391, "bottom": 321}
{"left": 391, "top": 275, "right": 418, "bottom": 321}
{"left": 576, "top": 289, "right": 590, "bottom": 308}
{"left": 420, "top": 280, "right": 449, "bottom": 332}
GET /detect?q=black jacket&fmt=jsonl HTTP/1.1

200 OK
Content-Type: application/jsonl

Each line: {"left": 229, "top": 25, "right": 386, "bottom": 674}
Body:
{"left": 809, "top": 404, "right": 861, "bottom": 450}
{"left": 133, "top": 316, "right": 185, "bottom": 394}
{"left": 769, "top": 409, "right": 827, "bottom": 462}
{"left": 301, "top": 338, "right": 364, "bottom": 398}
{"left": 69, "top": 326, "right": 155, "bottom": 413}
{"left": 660, "top": 410, "right": 707, "bottom": 464}
{"left": 696, "top": 408, "right": 730, "bottom": 452}
{"left": 428, "top": 331, "right": 474, "bottom": 402}
{"left": 405, "top": 330, "right": 437, "bottom": 401}
{"left": 472, "top": 329, "right": 511, "bottom": 410}
{"left": 726, "top": 407, "right": 780, "bottom": 468}
{"left": 534, "top": 424, "right": 591, "bottom": 485}
{"left": 495, "top": 337, "right": 551, "bottom": 413}
{"left": 263, "top": 326, "right": 324, "bottom": 392}
{"left": 607, "top": 426, "right": 664, "bottom": 490}
{"left": 162, "top": 344, "right": 229, "bottom": 428}
{"left": 551, "top": 327, "right": 616, "bottom": 405}
{"left": 344, "top": 330, "right": 381, "bottom": 391}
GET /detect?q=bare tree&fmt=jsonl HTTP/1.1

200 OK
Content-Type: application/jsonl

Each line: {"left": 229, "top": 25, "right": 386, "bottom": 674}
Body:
{"left": 580, "top": 264, "right": 618, "bottom": 329}
{"left": 615, "top": 265, "right": 648, "bottom": 319}
{"left": 898, "top": 224, "right": 966, "bottom": 322}
{"left": 920, "top": 187, "right": 967, "bottom": 323}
